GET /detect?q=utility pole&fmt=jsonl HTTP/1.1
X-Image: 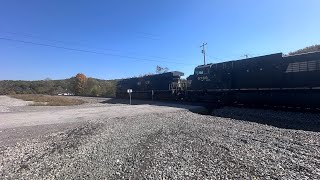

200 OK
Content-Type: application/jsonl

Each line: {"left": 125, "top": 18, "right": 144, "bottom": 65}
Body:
{"left": 200, "top": 43, "right": 207, "bottom": 65}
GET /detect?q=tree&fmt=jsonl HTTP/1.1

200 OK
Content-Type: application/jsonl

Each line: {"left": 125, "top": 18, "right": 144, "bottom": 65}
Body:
{"left": 288, "top": 45, "right": 320, "bottom": 55}
{"left": 44, "top": 78, "right": 54, "bottom": 95}
{"left": 101, "top": 80, "right": 117, "bottom": 97}
{"left": 90, "top": 85, "right": 101, "bottom": 96}
{"left": 156, "top": 65, "right": 169, "bottom": 74}
{"left": 84, "top": 78, "right": 101, "bottom": 96}
{"left": 74, "top": 73, "right": 87, "bottom": 95}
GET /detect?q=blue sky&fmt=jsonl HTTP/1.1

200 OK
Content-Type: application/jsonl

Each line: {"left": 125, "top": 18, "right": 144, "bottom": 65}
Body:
{"left": 0, "top": 0, "right": 319, "bottom": 80}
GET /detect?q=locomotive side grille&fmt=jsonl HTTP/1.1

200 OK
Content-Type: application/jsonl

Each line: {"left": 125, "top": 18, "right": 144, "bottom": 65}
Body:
{"left": 308, "top": 60, "right": 317, "bottom": 71}
{"left": 299, "top": 61, "right": 308, "bottom": 72}
{"left": 286, "top": 62, "right": 299, "bottom": 72}
{"left": 285, "top": 60, "right": 320, "bottom": 73}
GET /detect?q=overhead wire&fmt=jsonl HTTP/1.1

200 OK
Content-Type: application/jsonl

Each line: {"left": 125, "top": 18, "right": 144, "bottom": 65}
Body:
{"left": 0, "top": 36, "right": 198, "bottom": 66}
{"left": 205, "top": 53, "right": 225, "bottom": 64}
{"left": 0, "top": 30, "right": 190, "bottom": 65}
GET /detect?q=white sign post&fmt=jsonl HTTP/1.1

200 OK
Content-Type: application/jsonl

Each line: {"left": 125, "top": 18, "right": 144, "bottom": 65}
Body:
{"left": 127, "top": 89, "right": 132, "bottom": 105}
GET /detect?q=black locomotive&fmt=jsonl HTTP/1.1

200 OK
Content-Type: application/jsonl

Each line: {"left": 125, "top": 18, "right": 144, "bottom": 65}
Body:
{"left": 116, "top": 51, "right": 320, "bottom": 108}
{"left": 116, "top": 71, "right": 184, "bottom": 100}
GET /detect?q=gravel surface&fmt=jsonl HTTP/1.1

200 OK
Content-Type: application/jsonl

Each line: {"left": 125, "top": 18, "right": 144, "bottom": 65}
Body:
{"left": 0, "top": 96, "right": 32, "bottom": 112}
{"left": 212, "top": 107, "right": 320, "bottom": 132}
{"left": 1, "top": 107, "right": 320, "bottom": 179}
{"left": 0, "top": 99, "right": 196, "bottom": 130}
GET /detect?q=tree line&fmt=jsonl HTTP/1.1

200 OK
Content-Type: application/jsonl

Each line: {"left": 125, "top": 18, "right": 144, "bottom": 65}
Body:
{"left": 0, "top": 74, "right": 117, "bottom": 97}
{"left": 0, "top": 65, "right": 169, "bottom": 97}
{"left": 288, "top": 44, "right": 320, "bottom": 55}
{"left": 72, "top": 73, "right": 117, "bottom": 97}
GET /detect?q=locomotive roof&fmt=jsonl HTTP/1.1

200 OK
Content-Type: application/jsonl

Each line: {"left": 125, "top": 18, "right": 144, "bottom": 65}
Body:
{"left": 170, "top": 71, "right": 184, "bottom": 76}
{"left": 149, "top": 71, "right": 184, "bottom": 77}
{"left": 195, "top": 53, "right": 283, "bottom": 69}
{"left": 195, "top": 51, "right": 320, "bottom": 69}
{"left": 120, "top": 71, "right": 184, "bottom": 81}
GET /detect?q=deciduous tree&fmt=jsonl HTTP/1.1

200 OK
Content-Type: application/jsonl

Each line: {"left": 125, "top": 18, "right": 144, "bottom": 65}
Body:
{"left": 74, "top": 73, "right": 87, "bottom": 95}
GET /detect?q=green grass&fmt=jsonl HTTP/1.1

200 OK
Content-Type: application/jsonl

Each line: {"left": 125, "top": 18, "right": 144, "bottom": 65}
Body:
{"left": 10, "top": 94, "right": 86, "bottom": 106}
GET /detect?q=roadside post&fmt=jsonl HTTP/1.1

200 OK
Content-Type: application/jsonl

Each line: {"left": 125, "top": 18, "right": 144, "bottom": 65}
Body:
{"left": 152, "top": 90, "right": 154, "bottom": 101}
{"left": 127, "top": 89, "right": 132, "bottom": 105}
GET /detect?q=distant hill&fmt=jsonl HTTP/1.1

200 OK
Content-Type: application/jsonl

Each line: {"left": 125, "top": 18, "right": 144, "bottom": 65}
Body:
{"left": 0, "top": 78, "right": 117, "bottom": 97}
{"left": 288, "top": 45, "right": 320, "bottom": 55}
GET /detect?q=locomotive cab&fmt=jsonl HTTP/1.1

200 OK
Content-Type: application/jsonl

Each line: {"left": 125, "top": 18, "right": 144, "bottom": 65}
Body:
{"left": 190, "top": 63, "right": 232, "bottom": 90}
{"left": 194, "top": 65, "right": 211, "bottom": 76}
{"left": 189, "top": 64, "right": 212, "bottom": 90}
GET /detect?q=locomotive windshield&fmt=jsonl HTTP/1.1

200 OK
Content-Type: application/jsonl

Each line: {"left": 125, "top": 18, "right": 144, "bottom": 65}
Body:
{"left": 194, "top": 66, "right": 210, "bottom": 75}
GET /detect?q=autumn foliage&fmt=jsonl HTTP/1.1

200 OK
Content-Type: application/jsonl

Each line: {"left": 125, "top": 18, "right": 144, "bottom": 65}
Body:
{"left": 74, "top": 73, "right": 87, "bottom": 95}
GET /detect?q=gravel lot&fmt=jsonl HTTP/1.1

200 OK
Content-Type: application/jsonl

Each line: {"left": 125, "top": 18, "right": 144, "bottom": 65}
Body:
{"left": 0, "top": 96, "right": 320, "bottom": 179}
{"left": 0, "top": 96, "right": 32, "bottom": 112}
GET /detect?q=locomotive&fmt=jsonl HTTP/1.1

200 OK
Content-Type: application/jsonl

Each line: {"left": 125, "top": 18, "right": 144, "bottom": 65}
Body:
{"left": 116, "top": 51, "right": 320, "bottom": 108}
{"left": 116, "top": 71, "right": 185, "bottom": 100}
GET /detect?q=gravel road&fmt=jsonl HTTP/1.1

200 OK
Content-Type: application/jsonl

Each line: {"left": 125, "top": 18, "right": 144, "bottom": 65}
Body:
{"left": 0, "top": 96, "right": 320, "bottom": 179}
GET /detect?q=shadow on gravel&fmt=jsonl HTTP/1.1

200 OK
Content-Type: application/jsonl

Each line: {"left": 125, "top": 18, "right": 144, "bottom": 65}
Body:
{"left": 102, "top": 99, "right": 320, "bottom": 132}
{"left": 101, "top": 98, "right": 179, "bottom": 106}
{"left": 101, "top": 98, "right": 208, "bottom": 113}
{"left": 212, "top": 107, "right": 320, "bottom": 132}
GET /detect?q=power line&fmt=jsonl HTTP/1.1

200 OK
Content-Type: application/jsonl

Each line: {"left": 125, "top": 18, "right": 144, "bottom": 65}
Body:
{"left": 0, "top": 30, "right": 139, "bottom": 53}
{"left": 0, "top": 37, "right": 197, "bottom": 65}
{"left": 206, "top": 54, "right": 223, "bottom": 61}
{"left": 1, "top": 29, "right": 160, "bottom": 40}
{"left": 0, "top": 30, "right": 187, "bottom": 63}
{"left": 0, "top": 30, "right": 78, "bottom": 46}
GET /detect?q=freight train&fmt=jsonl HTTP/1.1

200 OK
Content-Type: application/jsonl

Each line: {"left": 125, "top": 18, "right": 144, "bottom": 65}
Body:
{"left": 116, "top": 51, "right": 320, "bottom": 108}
